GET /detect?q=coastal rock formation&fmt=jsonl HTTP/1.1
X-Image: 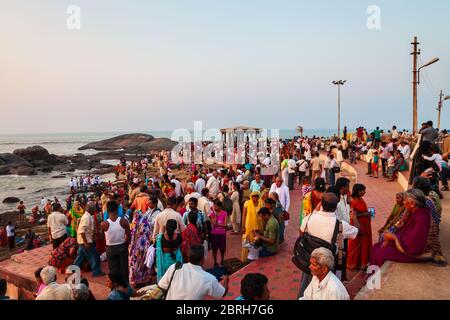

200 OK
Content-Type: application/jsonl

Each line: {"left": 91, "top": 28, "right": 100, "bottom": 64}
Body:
{"left": 0, "top": 153, "right": 35, "bottom": 176}
{"left": 78, "top": 133, "right": 155, "bottom": 151}
{"left": 78, "top": 133, "right": 177, "bottom": 153}
{"left": 2, "top": 197, "right": 20, "bottom": 204}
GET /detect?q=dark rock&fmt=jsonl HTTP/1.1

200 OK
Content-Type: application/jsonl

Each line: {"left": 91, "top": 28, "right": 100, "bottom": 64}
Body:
{"left": 3, "top": 197, "right": 20, "bottom": 204}
{"left": 13, "top": 146, "right": 50, "bottom": 162}
{"left": 51, "top": 175, "right": 66, "bottom": 179}
{"left": 17, "top": 187, "right": 25, "bottom": 190}
{"left": 125, "top": 138, "right": 178, "bottom": 153}
{"left": 78, "top": 133, "right": 155, "bottom": 151}
{"left": 92, "top": 167, "right": 115, "bottom": 175}
{"left": 0, "top": 153, "right": 32, "bottom": 167}
{"left": 53, "top": 164, "right": 75, "bottom": 172}
{"left": 9, "top": 166, "right": 36, "bottom": 176}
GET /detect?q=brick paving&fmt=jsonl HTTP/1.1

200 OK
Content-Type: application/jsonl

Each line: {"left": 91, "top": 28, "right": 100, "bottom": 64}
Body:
{"left": 223, "top": 159, "right": 405, "bottom": 300}
{"left": 0, "top": 159, "right": 406, "bottom": 300}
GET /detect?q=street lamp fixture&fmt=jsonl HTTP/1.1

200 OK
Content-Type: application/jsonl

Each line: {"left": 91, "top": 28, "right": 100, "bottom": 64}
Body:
{"left": 332, "top": 80, "right": 347, "bottom": 137}
{"left": 418, "top": 57, "right": 439, "bottom": 84}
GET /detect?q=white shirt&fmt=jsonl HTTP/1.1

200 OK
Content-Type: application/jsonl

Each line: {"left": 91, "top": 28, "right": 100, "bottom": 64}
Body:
{"left": 159, "top": 263, "right": 225, "bottom": 300}
{"left": 184, "top": 192, "right": 201, "bottom": 208}
{"left": 300, "top": 271, "right": 350, "bottom": 300}
{"left": 287, "top": 159, "right": 297, "bottom": 174}
{"left": 297, "top": 159, "right": 309, "bottom": 172}
{"left": 305, "top": 150, "right": 312, "bottom": 161}
{"left": 336, "top": 195, "right": 351, "bottom": 224}
{"left": 47, "top": 212, "right": 68, "bottom": 239}
{"left": 198, "top": 196, "right": 211, "bottom": 217}
{"left": 36, "top": 282, "right": 73, "bottom": 300}
{"left": 391, "top": 129, "right": 399, "bottom": 139}
{"left": 194, "top": 178, "right": 206, "bottom": 194}
{"left": 300, "top": 210, "right": 358, "bottom": 244}
{"left": 206, "top": 176, "right": 221, "bottom": 198}
{"left": 171, "top": 179, "right": 182, "bottom": 197}
{"left": 400, "top": 145, "right": 411, "bottom": 160}
{"left": 6, "top": 225, "right": 15, "bottom": 237}
{"left": 269, "top": 183, "right": 290, "bottom": 211}
{"left": 336, "top": 150, "right": 343, "bottom": 163}
{"left": 77, "top": 212, "right": 95, "bottom": 244}
{"left": 153, "top": 208, "right": 186, "bottom": 239}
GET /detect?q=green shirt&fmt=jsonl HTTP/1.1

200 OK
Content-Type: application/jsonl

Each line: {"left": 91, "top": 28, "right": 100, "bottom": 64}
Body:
{"left": 374, "top": 130, "right": 381, "bottom": 139}
{"left": 263, "top": 216, "right": 280, "bottom": 253}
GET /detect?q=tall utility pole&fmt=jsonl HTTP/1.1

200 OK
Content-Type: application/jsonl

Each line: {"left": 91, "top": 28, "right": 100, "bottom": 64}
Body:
{"left": 411, "top": 36, "right": 420, "bottom": 135}
{"left": 437, "top": 90, "right": 450, "bottom": 130}
{"left": 438, "top": 90, "right": 444, "bottom": 130}
{"left": 332, "top": 80, "right": 346, "bottom": 138}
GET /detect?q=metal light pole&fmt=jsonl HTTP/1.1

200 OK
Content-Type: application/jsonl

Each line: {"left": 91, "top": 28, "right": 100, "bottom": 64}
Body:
{"left": 411, "top": 36, "right": 440, "bottom": 135}
{"left": 332, "top": 80, "right": 346, "bottom": 138}
{"left": 437, "top": 90, "right": 450, "bottom": 130}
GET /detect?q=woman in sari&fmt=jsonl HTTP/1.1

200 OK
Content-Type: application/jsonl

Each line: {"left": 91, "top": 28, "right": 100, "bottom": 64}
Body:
{"left": 156, "top": 219, "right": 183, "bottom": 282}
{"left": 241, "top": 191, "right": 263, "bottom": 262}
{"left": 371, "top": 189, "right": 431, "bottom": 267}
{"left": 67, "top": 201, "right": 84, "bottom": 237}
{"left": 128, "top": 198, "right": 161, "bottom": 287}
{"left": 378, "top": 192, "right": 405, "bottom": 238}
{"left": 348, "top": 184, "right": 372, "bottom": 270}
{"left": 48, "top": 237, "right": 79, "bottom": 273}
{"left": 300, "top": 177, "right": 325, "bottom": 226}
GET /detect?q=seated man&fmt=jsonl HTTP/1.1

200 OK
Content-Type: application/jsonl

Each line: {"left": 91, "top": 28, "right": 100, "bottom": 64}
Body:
{"left": 300, "top": 247, "right": 350, "bottom": 300}
{"left": 236, "top": 273, "right": 270, "bottom": 300}
{"left": 253, "top": 207, "right": 279, "bottom": 257}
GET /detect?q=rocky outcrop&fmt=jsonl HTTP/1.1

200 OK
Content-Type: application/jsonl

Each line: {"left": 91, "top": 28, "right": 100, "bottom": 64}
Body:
{"left": 0, "top": 153, "right": 35, "bottom": 176}
{"left": 78, "top": 133, "right": 177, "bottom": 153}
{"left": 78, "top": 133, "right": 155, "bottom": 151}
{"left": 3, "top": 197, "right": 20, "bottom": 204}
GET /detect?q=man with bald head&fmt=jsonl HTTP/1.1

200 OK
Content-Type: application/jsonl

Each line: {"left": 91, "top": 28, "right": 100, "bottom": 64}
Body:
{"left": 297, "top": 192, "right": 359, "bottom": 298}
{"left": 74, "top": 201, "right": 104, "bottom": 277}
{"left": 269, "top": 176, "right": 290, "bottom": 211}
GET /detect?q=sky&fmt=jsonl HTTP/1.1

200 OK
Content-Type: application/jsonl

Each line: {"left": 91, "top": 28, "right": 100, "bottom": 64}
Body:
{"left": 0, "top": 0, "right": 450, "bottom": 134}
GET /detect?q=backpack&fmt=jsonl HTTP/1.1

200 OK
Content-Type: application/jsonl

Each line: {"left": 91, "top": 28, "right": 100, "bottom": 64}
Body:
{"left": 292, "top": 214, "right": 341, "bottom": 274}
{"left": 221, "top": 192, "right": 233, "bottom": 216}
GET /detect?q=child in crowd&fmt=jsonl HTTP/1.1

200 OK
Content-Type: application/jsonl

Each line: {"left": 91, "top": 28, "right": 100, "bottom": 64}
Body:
{"left": 209, "top": 200, "right": 228, "bottom": 267}
{"left": 372, "top": 151, "right": 380, "bottom": 178}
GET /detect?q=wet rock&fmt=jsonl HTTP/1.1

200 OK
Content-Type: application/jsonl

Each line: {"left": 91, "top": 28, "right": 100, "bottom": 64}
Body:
{"left": 3, "top": 197, "right": 20, "bottom": 204}
{"left": 17, "top": 187, "right": 25, "bottom": 190}
{"left": 79, "top": 133, "right": 155, "bottom": 151}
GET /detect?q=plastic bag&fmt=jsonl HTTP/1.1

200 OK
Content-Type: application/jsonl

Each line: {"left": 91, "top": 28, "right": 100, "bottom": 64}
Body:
{"left": 203, "top": 240, "right": 209, "bottom": 260}
{"left": 145, "top": 244, "right": 156, "bottom": 268}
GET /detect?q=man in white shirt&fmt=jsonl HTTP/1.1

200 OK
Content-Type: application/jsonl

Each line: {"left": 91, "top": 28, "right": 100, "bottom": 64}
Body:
{"left": 310, "top": 153, "right": 323, "bottom": 184}
{"left": 47, "top": 203, "right": 68, "bottom": 249}
{"left": 298, "top": 192, "right": 358, "bottom": 297}
{"left": 269, "top": 177, "right": 290, "bottom": 211}
{"left": 287, "top": 155, "right": 297, "bottom": 190}
{"left": 399, "top": 141, "right": 411, "bottom": 161}
{"left": 159, "top": 245, "right": 228, "bottom": 300}
{"left": 36, "top": 266, "right": 74, "bottom": 300}
{"left": 299, "top": 247, "right": 350, "bottom": 300}
{"left": 170, "top": 175, "right": 182, "bottom": 197}
{"left": 73, "top": 202, "right": 104, "bottom": 277}
{"left": 206, "top": 171, "right": 221, "bottom": 198}
{"left": 391, "top": 125, "right": 399, "bottom": 140}
{"left": 198, "top": 188, "right": 211, "bottom": 216}
{"left": 297, "top": 156, "right": 309, "bottom": 184}
{"left": 152, "top": 197, "right": 186, "bottom": 241}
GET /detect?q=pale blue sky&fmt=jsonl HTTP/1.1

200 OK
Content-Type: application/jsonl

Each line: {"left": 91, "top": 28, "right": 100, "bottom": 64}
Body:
{"left": 0, "top": 0, "right": 449, "bottom": 134}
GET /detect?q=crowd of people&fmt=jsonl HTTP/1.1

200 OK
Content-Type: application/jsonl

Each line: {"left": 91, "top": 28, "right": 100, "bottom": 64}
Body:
{"left": 0, "top": 123, "right": 448, "bottom": 300}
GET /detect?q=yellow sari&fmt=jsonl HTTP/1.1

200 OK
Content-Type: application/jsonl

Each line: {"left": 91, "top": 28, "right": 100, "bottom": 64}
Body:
{"left": 241, "top": 196, "right": 263, "bottom": 262}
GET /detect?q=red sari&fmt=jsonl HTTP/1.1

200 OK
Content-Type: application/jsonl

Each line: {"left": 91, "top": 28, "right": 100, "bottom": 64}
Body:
{"left": 348, "top": 197, "right": 372, "bottom": 269}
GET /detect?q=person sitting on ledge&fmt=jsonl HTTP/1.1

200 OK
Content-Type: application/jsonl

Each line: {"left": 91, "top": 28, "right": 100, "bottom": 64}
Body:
{"left": 371, "top": 189, "right": 431, "bottom": 267}
{"left": 299, "top": 247, "right": 350, "bottom": 300}
{"left": 253, "top": 207, "right": 279, "bottom": 258}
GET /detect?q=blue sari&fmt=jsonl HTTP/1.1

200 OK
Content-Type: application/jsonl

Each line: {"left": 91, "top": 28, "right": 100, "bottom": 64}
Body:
{"left": 156, "top": 234, "right": 183, "bottom": 282}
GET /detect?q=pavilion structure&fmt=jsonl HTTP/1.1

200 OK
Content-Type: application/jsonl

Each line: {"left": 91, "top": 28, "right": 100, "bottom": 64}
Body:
{"left": 219, "top": 125, "right": 263, "bottom": 146}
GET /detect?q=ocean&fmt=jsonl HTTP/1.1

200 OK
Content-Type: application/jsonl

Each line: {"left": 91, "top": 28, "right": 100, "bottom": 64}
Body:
{"left": 0, "top": 129, "right": 335, "bottom": 212}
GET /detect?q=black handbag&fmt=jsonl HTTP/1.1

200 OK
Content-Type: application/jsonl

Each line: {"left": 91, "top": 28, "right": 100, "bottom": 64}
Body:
{"left": 331, "top": 166, "right": 341, "bottom": 173}
{"left": 292, "top": 215, "right": 340, "bottom": 274}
